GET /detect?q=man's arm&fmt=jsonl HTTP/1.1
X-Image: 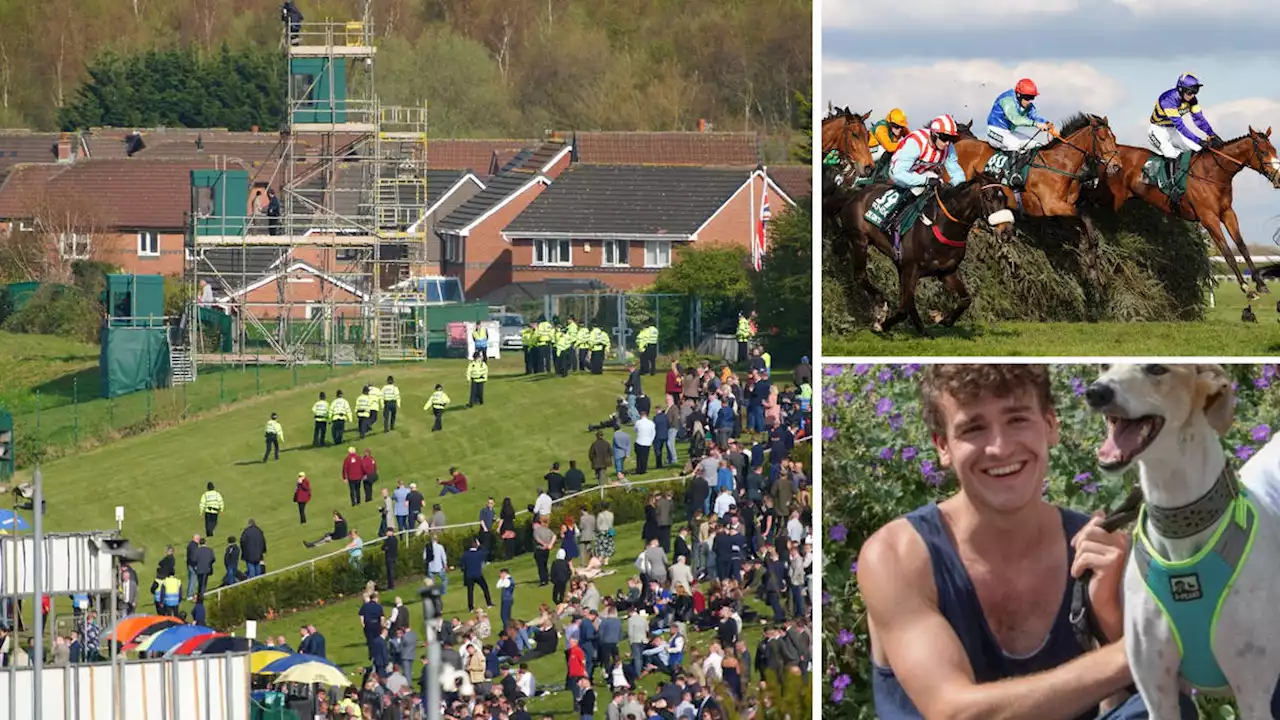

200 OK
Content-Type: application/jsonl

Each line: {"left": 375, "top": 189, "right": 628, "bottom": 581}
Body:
{"left": 857, "top": 520, "right": 1132, "bottom": 720}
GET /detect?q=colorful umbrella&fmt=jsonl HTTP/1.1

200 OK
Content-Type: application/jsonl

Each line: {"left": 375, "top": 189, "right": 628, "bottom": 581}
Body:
{"left": 108, "top": 615, "right": 182, "bottom": 644}
{"left": 168, "top": 632, "right": 225, "bottom": 656}
{"left": 136, "top": 625, "right": 215, "bottom": 653}
{"left": 250, "top": 650, "right": 293, "bottom": 674}
{"left": 259, "top": 653, "right": 338, "bottom": 674}
{"left": 274, "top": 662, "right": 351, "bottom": 687}
{"left": 0, "top": 510, "right": 29, "bottom": 532}
{"left": 190, "top": 636, "right": 264, "bottom": 655}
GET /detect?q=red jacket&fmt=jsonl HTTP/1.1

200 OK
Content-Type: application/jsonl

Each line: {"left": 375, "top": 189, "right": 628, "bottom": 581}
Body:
{"left": 444, "top": 473, "right": 467, "bottom": 492}
{"left": 343, "top": 454, "right": 364, "bottom": 482}
{"left": 361, "top": 455, "right": 377, "bottom": 477}
{"left": 665, "top": 370, "right": 682, "bottom": 396}
{"left": 294, "top": 477, "right": 311, "bottom": 503}
{"left": 567, "top": 644, "right": 586, "bottom": 678}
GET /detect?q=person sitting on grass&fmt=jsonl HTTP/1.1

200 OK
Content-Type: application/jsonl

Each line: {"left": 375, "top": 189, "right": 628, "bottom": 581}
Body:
{"left": 303, "top": 511, "right": 349, "bottom": 549}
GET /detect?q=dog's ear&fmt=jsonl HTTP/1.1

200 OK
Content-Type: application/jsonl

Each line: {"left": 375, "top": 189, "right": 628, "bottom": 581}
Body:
{"left": 1194, "top": 364, "right": 1235, "bottom": 435}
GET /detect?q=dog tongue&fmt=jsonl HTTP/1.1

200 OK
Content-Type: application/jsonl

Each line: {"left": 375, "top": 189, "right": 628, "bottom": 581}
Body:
{"left": 1098, "top": 418, "right": 1143, "bottom": 464}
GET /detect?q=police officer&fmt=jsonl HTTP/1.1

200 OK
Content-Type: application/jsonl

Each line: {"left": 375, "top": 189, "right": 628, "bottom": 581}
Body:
{"left": 636, "top": 323, "right": 659, "bottom": 375}
{"left": 467, "top": 351, "right": 489, "bottom": 407}
{"left": 264, "top": 412, "right": 284, "bottom": 462}
{"left": 381, "top": 376, "right": 400, "bottom": 431}
{"left": 555, "top": 322, "right": 573, "bottom": 377}
{"left": 735, "top": 311, "right": 755, "bottom": 365}
{"left": 590, "top": 325, "right": 609, "bottom": 375}
{"left": 356, "top": 386, "right": 373, "bottom": 439}
{"left": 425, "top": 384, "right": 451, "bottom": 432}
{"left": 521, "top": 323, "right": 535, "bottom": 375}
{"left": 576, "top": 321, "right": 592, "bottom": 372}
{"left": 564, "top": 315, "right": 580, "bottom": 372}
{"left": 536, "top": 315, "right": 554, "bottom": 374}
{"left": 311, "top": 392, "right": 328, "bottom": 447}
{"left": 159, "top": 574, "right": 183, "bottom": 616}
{"left": 368, "top": 382, "right": 382, "bottom": 430}
{"left": 472, "top": 322, "right": 489, "bottom": 357}
{"left": 199, "top": 482, "right": 225, "bottom": 537}
{"left": 329, "top": 390, "right": 353, "bottom": 445}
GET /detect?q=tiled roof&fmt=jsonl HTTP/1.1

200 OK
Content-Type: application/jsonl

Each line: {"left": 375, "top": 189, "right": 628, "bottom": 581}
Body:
{"left": 195, "top": 247, "right": 289, "bottom": 295}
{"left": 566, "top": 132, "right": 760, "bottom": 166}
{"left": 517, "top": 140, "right": 570, "bottom": 173}
{"left": 0, "top": 159, "right": 225, "bottom": 229}
{"left": 0, "top": 132, "right": 66, "bottom": 171}
{"left": 435, "top": 170, "right": 542, "bottom": 234}
{"left": 428, "top": 139, "right": 536, "bottom": 173}
{"left": 768, "top": 165, "right": 811, "bottom": 199}
{"left": 503, "top": 165, "right": 754, "bottom": 238}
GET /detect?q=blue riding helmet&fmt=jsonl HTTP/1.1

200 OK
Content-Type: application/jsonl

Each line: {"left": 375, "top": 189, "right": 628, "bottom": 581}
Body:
{"left": 1178, "top": 73, "right": 1202, "bottom": 92}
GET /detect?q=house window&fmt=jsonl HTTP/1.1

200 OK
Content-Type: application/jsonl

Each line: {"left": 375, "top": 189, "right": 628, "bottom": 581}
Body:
{"left": 57, "top": 232, "right": 91, "bottom": 260}
{"left": 444, "top": 236, "right": 463, "bottom": 263}
{"left": 18, "top": 221, "right": 33, "bottom": 232}
{"left": 336, "top": 248, "right": 359, "bottom": 261}
{"left": 137, "top": 231, "right": 160, "bottom": 257}
{"left": 644, "top": 240, "right": 671, "bottom": 268}
{"left": 533, "top": 239, "right": 571, "bottom": 266}
{"left": 601, "top": 239, "right": 629, "bottom": 267}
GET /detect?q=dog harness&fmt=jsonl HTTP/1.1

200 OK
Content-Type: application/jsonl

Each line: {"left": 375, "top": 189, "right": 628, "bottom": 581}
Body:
{"left": 1132, "top": 485, "right": 1258, "bottom": 692}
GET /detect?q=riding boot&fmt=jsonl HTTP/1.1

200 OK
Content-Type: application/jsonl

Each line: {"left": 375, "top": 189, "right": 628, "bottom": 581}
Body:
{"left": 1008, "top": 151, "right": 1026, "bottom": 189}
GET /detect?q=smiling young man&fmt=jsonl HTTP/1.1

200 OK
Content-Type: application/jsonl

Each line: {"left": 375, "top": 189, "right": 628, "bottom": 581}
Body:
{"left": 856, "top": 364, "right": 1194, "bottom": 720}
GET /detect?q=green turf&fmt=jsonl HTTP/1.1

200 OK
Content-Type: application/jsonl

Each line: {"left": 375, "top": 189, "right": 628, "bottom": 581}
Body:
{"left": 237, "top": 520, "right": 772, "bottom": 716}
{"left": 823, "top": 286, "right": 1280, "bottom": 356}
{"left": 0, "top": 330, "right": 380, "bottom": 463}
{"left": 20, "top": 359, "right": 667, "bottom": 577}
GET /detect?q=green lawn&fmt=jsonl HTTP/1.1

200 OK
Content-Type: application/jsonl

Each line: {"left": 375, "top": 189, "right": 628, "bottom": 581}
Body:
{"left": 824, "top": 285, "right": 1280, "bottom": 356}
{"left": 238, "top": 520, "right": 772, "bottom": 716}
{"left": 0, "top": 330, "right": 379, "bottom": 464}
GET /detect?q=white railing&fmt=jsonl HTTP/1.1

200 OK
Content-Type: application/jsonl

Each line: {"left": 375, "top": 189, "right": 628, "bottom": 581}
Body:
{"left": 203, "top": 435, "right": 810, "bottom": 600}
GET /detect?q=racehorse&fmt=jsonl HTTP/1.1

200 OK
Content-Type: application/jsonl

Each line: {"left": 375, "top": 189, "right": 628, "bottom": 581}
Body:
{"left": 1089, "top": 127, "right": 1280, "bottom": 297}
{"left": 821, "top": 107, "right": 876, "bottom": 234}
{"left": 833, "top": 174, "right": 1016, "bottom": 334}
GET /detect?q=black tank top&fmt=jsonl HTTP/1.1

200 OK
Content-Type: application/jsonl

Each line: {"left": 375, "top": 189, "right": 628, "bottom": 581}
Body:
{"left": 872, "top": 502, "right": 1091, "bottom": 720}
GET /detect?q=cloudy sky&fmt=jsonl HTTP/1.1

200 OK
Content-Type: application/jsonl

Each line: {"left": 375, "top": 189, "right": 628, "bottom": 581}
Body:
{"left": 822, "top": 0, "right": 1280, "bottom": 248}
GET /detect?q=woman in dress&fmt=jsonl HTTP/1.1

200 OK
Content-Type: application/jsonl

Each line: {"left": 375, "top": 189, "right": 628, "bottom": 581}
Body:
{"left": 499, "top": 497, "right": 518, "bottom": 560}
{"left": 595, "top": 502, "right": 616, "bottom": 564}
{"left": 642, "top": 494, "right": 659, "bottom": 544}
{"left": 561, "top": 517, "right": 579, "bottom": 561}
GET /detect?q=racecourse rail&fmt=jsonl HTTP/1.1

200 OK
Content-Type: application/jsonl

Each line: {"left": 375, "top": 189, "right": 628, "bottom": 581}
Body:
{"left": 202, "top": 435, "right": 811, "bottom": 601}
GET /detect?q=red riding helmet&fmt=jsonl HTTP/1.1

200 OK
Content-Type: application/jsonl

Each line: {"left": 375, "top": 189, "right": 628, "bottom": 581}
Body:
{"left": 1015, "top": 78, "right": 1039, "bottom": 97}
{"left": 929, "top": 114, "right": 959, "bottom": 139}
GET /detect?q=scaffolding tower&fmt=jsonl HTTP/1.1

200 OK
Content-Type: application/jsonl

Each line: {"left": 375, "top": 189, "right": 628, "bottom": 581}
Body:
{"left": 184, "top": 11, "right": 430, "bottom": 368}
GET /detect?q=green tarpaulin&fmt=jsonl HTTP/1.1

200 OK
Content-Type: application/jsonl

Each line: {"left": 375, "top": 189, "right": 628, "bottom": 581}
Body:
{"left": 100, "top": 327, "right": 171, "bottom": 398}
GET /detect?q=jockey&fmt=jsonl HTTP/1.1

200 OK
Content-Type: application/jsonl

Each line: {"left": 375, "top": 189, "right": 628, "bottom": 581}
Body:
{"left": 985, "top": 78, "right": 1054, "bottom": 188}
{"left": 881, "top": 115, "right": 966, "bottom": 230}
{"left": 867, "top": 108, "right": 910, "bottom": 180}
{"left": 1149, "top": 73, "right": 1222, "bottom": 180}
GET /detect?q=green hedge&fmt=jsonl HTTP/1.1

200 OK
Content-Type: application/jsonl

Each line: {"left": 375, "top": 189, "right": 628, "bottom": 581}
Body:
{"left": 205, "top": 479, "right": 686, "bottom": 629}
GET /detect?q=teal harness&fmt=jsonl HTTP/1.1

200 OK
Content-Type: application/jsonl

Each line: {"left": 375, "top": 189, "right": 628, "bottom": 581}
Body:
{"left": 1133, "top": 478, "right": 1259, "bottom": 693}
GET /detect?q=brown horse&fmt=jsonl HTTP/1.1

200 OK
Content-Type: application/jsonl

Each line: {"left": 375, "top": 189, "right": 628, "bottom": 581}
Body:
{"left": 834, "top": 175, "right": 1016, "bottom": 334}
{"left": 952, "top": 113, "right": 1121, "bottom": 218}
{"left": 1090, "top": 127, "right": 1280, "bottom": 296}
{"left": 821, "top": 107, "right": 875, "bottom": 184}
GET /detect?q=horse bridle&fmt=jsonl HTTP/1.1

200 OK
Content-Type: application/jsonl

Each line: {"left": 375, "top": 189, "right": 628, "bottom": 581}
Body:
{"left": 831, "top": 115, "right": 871, "bottom": 182}
{"left": 1030, "top": 118, "right": 1119, "bottom": 182}
{"left": 1194, "top": 133, "right": 1280, "bottom": 186}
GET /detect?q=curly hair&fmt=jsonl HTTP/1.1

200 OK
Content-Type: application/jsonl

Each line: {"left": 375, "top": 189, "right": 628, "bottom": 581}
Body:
{"left": 918, "top": 364, "right": 1054, "bottom": 435}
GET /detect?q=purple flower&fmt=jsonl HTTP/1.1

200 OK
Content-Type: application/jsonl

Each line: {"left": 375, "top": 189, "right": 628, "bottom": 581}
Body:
{"left": 850, "top": 559, "right": 858, "bottom": 572}
{"left": 1081, "top": 483, "right": 1098, "bottom": 494}
{"left": 921, "top": 459, "right": 936, "bottom": 476}
{"left": 1256, "top": 377, "right": 1271, "bottom": 390}
{"left": 1264, "top": 364, "right": 1277, "bottom": 380}
{"left": 829, "top": 523, "right": 848, "bottom": 542}
{"left": 853, "top": 364, "right": 872, "bottom": 375}
{"left": 843, "top": 392, "right": 856, "bottom": 403}
{"left": 875, "top": 397, "right": 894, "bottom": 416}
{"left": 1073, "top": 472, "right": 1092, "bottom": 485}
{"left": 877, "top": 368, "right": 893, "bottom": 383}
{"left": 822, "top": 591, "right": 832, "bottom": 605}
{"left": 1252, "top": 424, "right": 1271, "bottom": 443}
{"left": 822, "top": 426, "right": 837, "bottom": 441}
{"left": 888, "top": 413, "right": 904, "bottom": 431}
{"left": 831, "top": 688, "right": 845, "bottom": 703}
{"left": 1236, "top": 445, "right": 1256, "bottom": 461}
{"left": 878, "top": 447, "right": 895, "bottom": 461}
{"left": 862, "top": 382, "right": 874, "bottom": 393}
{"left": 926, "top": 471, "right": 946, "bottom": 487}
{"left": 832, "top": 674, "right": 852, "bottom": 690}
{"left": 1070, "top": 378, "right": 1086, "bottom": 396}
{"left": 901, "top": 446, "right": 918, "bottom": 462}
{"left": 823, "top": 365, "right": 844, "bottom": 376}
{"left": 901, "top": 363, "right": 921, "bottom": 377}
{"left": 836, "top": 629, "right": 855, "bottom": 646}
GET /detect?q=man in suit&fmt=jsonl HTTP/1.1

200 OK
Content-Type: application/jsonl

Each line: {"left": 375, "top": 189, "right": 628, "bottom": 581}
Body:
{"left": 305, "top": 625, "right": 326, "bottom": 659}
{"left": 398, "top": 625, "right": 418, "bottom": 676}
{"left": 383, "top": 529, "right": 399, "bottom": 589}
{"left": 194, "top": 537, "right": 216, "bottom": 599}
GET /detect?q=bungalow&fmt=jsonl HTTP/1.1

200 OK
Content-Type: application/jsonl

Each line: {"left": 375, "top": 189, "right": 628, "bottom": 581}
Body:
{"left": 497, "top": 165, "right": 794, "bottom": 294}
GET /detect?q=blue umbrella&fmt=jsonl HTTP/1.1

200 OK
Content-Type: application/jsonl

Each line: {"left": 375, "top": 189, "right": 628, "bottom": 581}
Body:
{"left": 137, "top": 625, "right": 216, "bottom": 654}
{"left": 259, "top": 653, "right": 339, "bottom": 674}
{"left": 0, "top": 510, "right": 30, "bottom": 532}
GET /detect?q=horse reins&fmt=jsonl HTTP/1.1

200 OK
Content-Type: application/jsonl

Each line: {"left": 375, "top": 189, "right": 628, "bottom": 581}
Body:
{"left": 1020, "top": 120, "right": 1117, "bottom": 182}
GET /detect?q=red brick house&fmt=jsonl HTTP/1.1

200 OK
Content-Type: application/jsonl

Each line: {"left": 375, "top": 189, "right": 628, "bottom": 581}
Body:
{"left": 211, "top": 261, "right": 367, "bottom": 320}
{"left": 498, "top": 165, "right": 794, "bottom": 295}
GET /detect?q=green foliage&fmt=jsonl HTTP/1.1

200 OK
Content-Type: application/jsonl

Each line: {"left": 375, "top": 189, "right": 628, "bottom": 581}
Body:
{"left": 823, "top": 203, "right": 1213, "bottom": 331}
{"left": 820, "top": 363, "right": 1280, "bottom": 718}
{"left": 654, "top": 245, "right": 752, "bottom": 301}
{"left": 206, "top": 480, "right": 684, "bottom": 629}
{"left": 163, "top": 277, "right": 191, "bottom": 318}
{"left": 792, "top": 90, "right": 813, "bottom": 165}
{"left": 0, "top": 260, "right": 116, "bottom": 343}
{"left": 752, "top": 200, "right": 813, "bottom": 362}
{"left": 57, "top": 45, "right": 284, "bottom": 132}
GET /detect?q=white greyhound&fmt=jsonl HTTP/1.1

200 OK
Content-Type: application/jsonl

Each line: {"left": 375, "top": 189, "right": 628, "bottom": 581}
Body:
{"left": 1085, "top": 364, "right": 1280, "bottom": 719}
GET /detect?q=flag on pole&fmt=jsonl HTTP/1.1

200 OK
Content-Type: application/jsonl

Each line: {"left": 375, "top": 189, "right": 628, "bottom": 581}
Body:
{"left": 753, "top": 179, "right": 771, "bottom": 272}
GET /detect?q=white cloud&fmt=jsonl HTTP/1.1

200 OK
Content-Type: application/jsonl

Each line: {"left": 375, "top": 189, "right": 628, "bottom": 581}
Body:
{"left": 1112, "top": 0, "right": 1276, "bottom": 15}
{"left": 823, "top": 0, "right": 1079, "bottom": 26}
{"left": 1213, "top": 98, "right": 1280, "bottom": 136}
{"left": 822, "top": 59, "right": 1126, "bottom": 130}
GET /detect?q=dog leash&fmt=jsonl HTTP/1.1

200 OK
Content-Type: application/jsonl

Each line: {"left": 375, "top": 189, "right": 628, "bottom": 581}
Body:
{"left": 1068, "top": 486, "right": 1145, "bottom": 651}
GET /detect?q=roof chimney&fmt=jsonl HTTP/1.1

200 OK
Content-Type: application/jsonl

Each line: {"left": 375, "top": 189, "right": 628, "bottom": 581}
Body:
{"left": 697, "top": 118, "right": 707, "bottom": 133}
{"left": 56, "top": 133, "right": 74, "bottom": 163}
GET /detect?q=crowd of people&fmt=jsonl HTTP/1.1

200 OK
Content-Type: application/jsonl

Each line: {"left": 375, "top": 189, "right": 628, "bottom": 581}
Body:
{"left": 285, "top": 346, "right": 814, "bottom": 719}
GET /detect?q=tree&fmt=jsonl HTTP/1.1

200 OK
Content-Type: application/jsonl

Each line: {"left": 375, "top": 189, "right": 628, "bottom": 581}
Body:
{"left": 751, "top": 198, "right": 812, "bottom": 362}
{"left": 653, "top": 243, "right": 752, "bottom": 301}
{"left": 792, "top": 90, "right": 812, "bottom": 165}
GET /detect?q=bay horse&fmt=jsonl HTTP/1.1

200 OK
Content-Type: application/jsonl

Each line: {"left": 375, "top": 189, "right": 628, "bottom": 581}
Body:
{"left": 1089, "top": 127, "right": 1280, "bottom": 297}
{"left": 833, "top": 175, "right": 1016, "bottom": 334}
{"left": 821, "top": 107, "right": 876, "bottom": 234}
